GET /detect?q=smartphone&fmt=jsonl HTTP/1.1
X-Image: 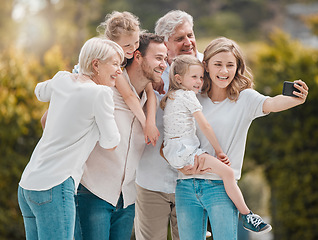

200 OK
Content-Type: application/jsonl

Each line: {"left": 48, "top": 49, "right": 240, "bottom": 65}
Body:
{"left": 282, "top": 81, "right": 300, "bottom": 97}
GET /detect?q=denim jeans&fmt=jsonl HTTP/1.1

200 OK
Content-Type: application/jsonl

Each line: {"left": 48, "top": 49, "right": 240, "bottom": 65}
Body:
{"left": 175, "top": 179, "right": 239, "bottom": 240}
{"left": 74, "top": 184, "right": 135, "bottom": 240}
{"left": 18, "top": 177, "right": 76, "bottom": 240}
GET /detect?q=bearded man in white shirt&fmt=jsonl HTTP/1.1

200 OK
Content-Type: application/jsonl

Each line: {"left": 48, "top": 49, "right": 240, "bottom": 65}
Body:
{"left": 74, "top": 33, "right": 167, "bottom": 240}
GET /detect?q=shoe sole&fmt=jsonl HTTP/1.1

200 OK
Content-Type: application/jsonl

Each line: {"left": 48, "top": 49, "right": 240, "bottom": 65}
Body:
{"left": 243, "top": 225, "right": 272, "bottom": 234}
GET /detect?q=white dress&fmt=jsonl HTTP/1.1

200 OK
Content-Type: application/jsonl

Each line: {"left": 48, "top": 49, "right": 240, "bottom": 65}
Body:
{"left": 162, "top": 89, "right": 205, "bottom": 169}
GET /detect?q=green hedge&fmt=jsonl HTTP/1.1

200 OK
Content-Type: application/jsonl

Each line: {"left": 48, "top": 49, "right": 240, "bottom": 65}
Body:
{"left": 246, "top": 30, "right": 318, "bottom": 240}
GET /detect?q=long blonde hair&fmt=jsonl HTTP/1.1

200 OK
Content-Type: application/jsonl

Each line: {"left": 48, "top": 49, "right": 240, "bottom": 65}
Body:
{"left": 202, "top": 37, "right": 254, "bottom": 101}
{"left": 160, "top": 55, "right": 203, "bottom": 110}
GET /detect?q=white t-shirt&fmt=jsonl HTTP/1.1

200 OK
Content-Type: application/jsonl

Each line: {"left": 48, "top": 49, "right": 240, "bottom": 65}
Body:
{"left": 19, "top": 71, "right": 120, "bottom": 191}
{"left": 162, "top": 89, "right": 205, "bottom": 169}
{"left": 179, "top": 88, "right": 268, "bottom": 180}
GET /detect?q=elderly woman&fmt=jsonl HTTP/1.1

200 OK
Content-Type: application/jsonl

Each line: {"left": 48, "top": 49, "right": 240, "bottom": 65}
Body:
{"left": 17, "top": 37, "right": 124, "bottom": 240}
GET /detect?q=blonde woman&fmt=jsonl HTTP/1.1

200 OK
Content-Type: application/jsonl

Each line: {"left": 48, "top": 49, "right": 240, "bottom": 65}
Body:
{"left": 161, "top": 55, "right": 272, "bottom": 239}
{"left": 18, "top": 38, "right": 124, "bottom": 239}
{"left": 176, "top": 37, "right": 308, "bottom": 240}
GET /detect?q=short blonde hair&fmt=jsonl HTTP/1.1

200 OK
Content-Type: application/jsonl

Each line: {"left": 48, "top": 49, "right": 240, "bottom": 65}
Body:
{"left": 97, "top": 11, "right": 140, "bottom": 41}
{"left": 202, "top": 37, "right": 254, "bottom": 101}
{"left": 160, "top": 55, "right": 203, "bottom": 109}
{"left": 78, "top": 37, "right": 124, "bottom": 77}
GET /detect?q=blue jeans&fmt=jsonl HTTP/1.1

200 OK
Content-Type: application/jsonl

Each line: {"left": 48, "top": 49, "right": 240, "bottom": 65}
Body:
{"left": 18, "top": 177, "right": 76, "bottom": 240}
{"left": 74, "top": 184, "right": 135, "bottom": 240}
{"left": 175, "top": 179, "right": 239, "bottom": 240}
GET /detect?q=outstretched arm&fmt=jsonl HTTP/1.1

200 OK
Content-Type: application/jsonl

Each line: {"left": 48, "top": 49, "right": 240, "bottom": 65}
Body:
{"left": 263, "top": 80, "right": 308, "bottom": 113}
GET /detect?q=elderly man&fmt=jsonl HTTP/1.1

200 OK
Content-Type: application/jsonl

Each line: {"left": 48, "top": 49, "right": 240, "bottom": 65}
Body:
{"left": 135, "top": 10, "right": 204, "bottom": 240}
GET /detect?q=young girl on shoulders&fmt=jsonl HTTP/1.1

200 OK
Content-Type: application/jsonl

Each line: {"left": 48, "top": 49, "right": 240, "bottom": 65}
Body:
{"left": 64, "top": 11, "right": 158, "bottom": 145}
{"left": 160, "top": 54, "right": 272, "bottom": 235}
{"left": 98, "top": 11, "right": 159, "bottom": 146}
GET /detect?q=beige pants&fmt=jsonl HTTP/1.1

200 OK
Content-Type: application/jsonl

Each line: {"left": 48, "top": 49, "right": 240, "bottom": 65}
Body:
{"left": 134, "top": 184, "right": 179, "bottom": 240}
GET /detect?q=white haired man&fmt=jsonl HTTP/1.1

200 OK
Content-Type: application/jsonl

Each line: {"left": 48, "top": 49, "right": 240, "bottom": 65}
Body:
{"left": 135, "top": 10, "right": 207, "bottom": 240}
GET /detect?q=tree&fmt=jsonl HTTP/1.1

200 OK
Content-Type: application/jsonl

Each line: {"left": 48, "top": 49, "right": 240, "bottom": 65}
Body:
{"left": 246, "top": 30, "right": 318, "bottom": 240}
{"left": 0, "top": 44, "right": 68, "bottom": 239}
{"left": 304, "top": 14, "right": 318, "bottom": 36}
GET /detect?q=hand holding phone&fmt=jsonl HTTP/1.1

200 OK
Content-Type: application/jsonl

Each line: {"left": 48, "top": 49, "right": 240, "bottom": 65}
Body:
{"left": 282, "top": 81, "right": 301, "bottom": 97}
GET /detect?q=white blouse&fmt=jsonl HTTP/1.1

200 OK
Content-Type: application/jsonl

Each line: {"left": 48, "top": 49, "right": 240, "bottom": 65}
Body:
{"left": 19, "top": 71, "right": 120, "bottom": 191}
{"left": 80, "top": 69, "right": 147, "bottom": 208}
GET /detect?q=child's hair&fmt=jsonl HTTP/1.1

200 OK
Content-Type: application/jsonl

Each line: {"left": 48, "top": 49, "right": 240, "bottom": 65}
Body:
{"left": 202, "top": 37, "right": 254, "bottom": 101}
{"left": 160, "top": 55, "right": 203, "bottom": 110}
{"left": 78, "top": 37, "right": 124, "bottom": 78}
{"left": 125, "top": 32, "right": 165, "bottom": 66}
{"left": 97, "top": 11, "right": 140, "bottom": 41}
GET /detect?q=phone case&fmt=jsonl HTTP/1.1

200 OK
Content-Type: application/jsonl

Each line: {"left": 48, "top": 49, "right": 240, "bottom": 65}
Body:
{"left": 282, "top": 81, "right": 300, "bottom": 97}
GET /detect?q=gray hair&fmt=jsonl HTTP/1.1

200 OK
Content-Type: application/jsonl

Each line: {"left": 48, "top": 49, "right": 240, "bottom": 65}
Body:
{"left": 78, "top": 37, "right": 124, "bottom": 77}
{"left": 155, "top": 10, "right": 193, "bottom": 42}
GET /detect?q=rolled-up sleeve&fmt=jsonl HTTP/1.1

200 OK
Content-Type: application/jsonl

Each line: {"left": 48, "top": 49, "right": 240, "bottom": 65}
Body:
{"left": 94, "top": 87, "right": 120, "bottom": 149}
{"left": 34, "top": 80, "right": 52, "bottom": 102}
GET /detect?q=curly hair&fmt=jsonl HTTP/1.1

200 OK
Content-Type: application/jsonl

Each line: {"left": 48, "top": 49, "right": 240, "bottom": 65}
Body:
{"left": 97, "top": 11, "right": 140, "bottom": 41}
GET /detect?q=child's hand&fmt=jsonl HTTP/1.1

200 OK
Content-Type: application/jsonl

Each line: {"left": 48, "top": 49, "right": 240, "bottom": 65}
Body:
{"left": 152, "top": 79, "right": 165, "bottom": 95}
{"left": 144, "top": 120, "right": 159, "bottom": 146}
{"left": 217, "top": 152, "right": 231, "bottom": 166}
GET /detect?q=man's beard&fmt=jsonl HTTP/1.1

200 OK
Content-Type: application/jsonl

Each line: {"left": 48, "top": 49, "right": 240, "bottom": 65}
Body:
{"left": 141, "top": 61, "right": 156, "bottom": 83}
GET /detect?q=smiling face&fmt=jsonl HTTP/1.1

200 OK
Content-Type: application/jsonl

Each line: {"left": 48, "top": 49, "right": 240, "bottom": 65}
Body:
{"left": 176, "top": 65, "right": 204, "bottom": 94}
{"left": 165, "top": 21, "right": 197, "bottom": 64}
{"left": 97, "top": 53, "right": 122, "bottom": 87}
{"left": 206, "top": 51, "right": 237, "bottom": 92}
{"left": 116, "top": 31, "right": 140, "bottom": 59}
{"left": 140, "top": 42, "right": 167, "bottom": 83}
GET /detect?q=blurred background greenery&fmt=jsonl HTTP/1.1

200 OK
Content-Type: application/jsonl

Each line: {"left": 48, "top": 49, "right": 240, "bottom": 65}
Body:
{"left": 1, "top": 0, "right": 318, "bottom": 239}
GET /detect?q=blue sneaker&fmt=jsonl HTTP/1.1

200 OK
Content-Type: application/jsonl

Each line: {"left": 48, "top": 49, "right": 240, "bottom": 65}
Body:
{"left": 242, "top": 211, "right": 272, "bottom": 234}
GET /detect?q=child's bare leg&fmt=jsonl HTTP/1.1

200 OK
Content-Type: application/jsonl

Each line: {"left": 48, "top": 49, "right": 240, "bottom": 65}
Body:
{"left": 198, "top": 153, "right": 250, "bottom": 214}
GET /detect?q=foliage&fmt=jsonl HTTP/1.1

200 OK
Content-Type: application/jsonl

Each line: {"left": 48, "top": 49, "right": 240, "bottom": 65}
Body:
{"left": 304, "top": 14, "right": 318, "bottom": 36}
{"left": 246, "top": 30, "right": 318, "bottom": 240}
{"left": 0, "top": 46, "right": 42, "bottom": 239}
{"left": 0, "top": 0, "right": 17, "bottom": 49}
{"left": 127, "top": 0, "right": 274, "bottom": 40}
{"left": 0, "top": 44, "right": 68, "bottom": 239}
{"left": 196, "top": 12, "right": 244, "bottom": 40}
{"left": 1, "top": 0, "right": 318, "bottom": 239}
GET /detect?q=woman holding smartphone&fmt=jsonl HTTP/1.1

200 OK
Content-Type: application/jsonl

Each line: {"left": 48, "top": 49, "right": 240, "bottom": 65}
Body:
{"left": 176, "top": 37, "right": 308, "bottom": 240}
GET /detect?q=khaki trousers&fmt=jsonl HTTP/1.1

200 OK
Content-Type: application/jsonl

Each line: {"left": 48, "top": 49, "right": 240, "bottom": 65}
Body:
{"left": 134, "top": 184, "right": 179, "bottom": 240}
